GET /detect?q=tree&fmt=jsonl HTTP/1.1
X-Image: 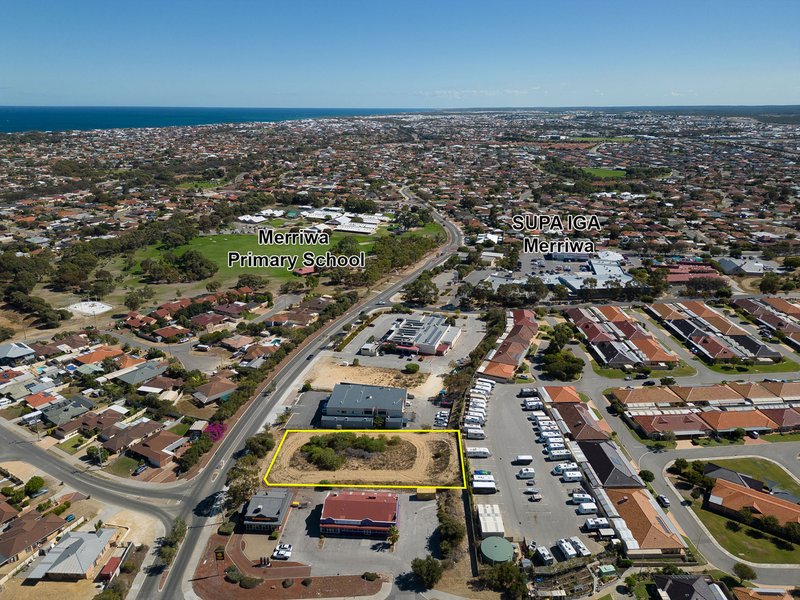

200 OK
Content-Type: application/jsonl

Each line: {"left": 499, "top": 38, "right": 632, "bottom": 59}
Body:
{"left": 206, "top": 280, "right": 221, "bottom": 292}
{"left": 731, "top": 427, "right": 746, "bottom": 440}
{"left": 401, "top": 277, "right": 439, "bottom": 306}
{"left": 549, "top": 323, "right": 574, "bottom": 350}
{"left": 673, "top": 458, "right": 688, "bottom": 472}
{"left": 411, "top": 555, "right": 443, "bottom": 588}
{"left": 24, "top": 476, "right": 45, "bottom": 497}
{"left": 639, "top": 470, "right": 655, "bottom": 483}
{"left": 733, "top": 562, "right": 756, "bottom": 583}
{"left": 480, "top": 562, "right": 528, "bottom": 598}
{"left": 387, "top": 525, "right": 399, "bottom": 546}
{"left": 86, "top": 446, "right": 109, "bottom": 464}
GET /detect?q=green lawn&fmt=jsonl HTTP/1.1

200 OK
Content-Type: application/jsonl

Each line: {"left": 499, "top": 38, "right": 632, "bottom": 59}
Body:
{"left": 132, "top": 223, "right": 444, "bottom": 284}
{"left": 633, "top": 580, "right": 655, "bottom": 600}
{"left": 763, "top": 431, "right": 800, "bottom": 443}
{"left": 104, "top": 454, "right": 141, "bottom": 478}
{"left": 583, "top": 167, "right": 626, "bottom": 179}
{"left": 57, "top": 436, "right": 85, "bottom": 455}
{"left": 176, "top": 179, "right": 227, "bottom": 189}
{"left": 707, "top": 458, "right": 800, "bottom": 496}
{"left": 691, "top": 504, "right": 800, "bottom": 564}
{"left": 168, "top": 422, "right": 190, "bottom": 436}
{"left": 706, "top": 357, "right": 800, "bottom": 374}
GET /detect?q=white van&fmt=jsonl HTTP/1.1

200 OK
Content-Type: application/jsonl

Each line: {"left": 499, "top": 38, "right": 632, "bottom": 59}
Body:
{"left": 468, "top": 391, "right": 488, "bottom": 400}
{"left": 570, "top": 493, "right": 593, "bottom": 504}
{"left": 536, "top": 546, "right": 554, "bottom": 565}
{"left": 524, "top": 400, "right": 544, "bottom": 411}
{"left": 512, "top": 455, "right": 534, "bottom": 465}
{"left": 464, "top": 415, "right": 485, "bottom": 426}
{"left": 545, "top": 436, "right": 565, "bottom": 446}
{"left": 577, "top": 502, "right": 598, "bottom": 515}
{"left": 476, "top": 378, "right": 496, "bottom": 388}
{"left": 546, "top": 443, "right": 566, "bottom": 453}
{"left": 466, "top": 406, "right": 487, "bottom": 416}
{"left": 468, "top": 398, "right": 487, "bottom": 407}
{"left": 464, "top": 428, "right": 485, "bottom": 439}
{"left": 517, "top": 468, "right": 536, "bottom": 479}
{"left": 472, "top": 474, "right": 495, "bottom": 483}
{"left": 547, "top": 449, "right": 572, "bottom": 461}
{"left": 466, "top": 447, "right": 491, "bottom": 458}
{"left": 538, "top": 431, "right": 561, "bottom": 442}
{"left": 569, "top": 536, "right": 591, "bottom": 557}
{"left": 561, "top": 471, "right": 582, "bottom": 483}
{"left": 557, "top": 538, "right": 577, "bottom": 560}
{"left": 552, "top": 462, "right": 579, "bottom": 475}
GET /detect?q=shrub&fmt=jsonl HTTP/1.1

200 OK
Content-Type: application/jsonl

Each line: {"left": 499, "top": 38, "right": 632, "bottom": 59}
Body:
{"left": 121, "top": 560, "right": 137, "bottom": 574}
{"left": 617, "top": 558, "right": 633, "bottom": 568}
{"left": 301, "top": 578, "right": 313, "bottom": 587}
{"left": 282, "top": 579, "right": 294, "bottom": 588}
{"left": 239, "top": 576, "right": 261, "bottom": 589}
{"left": 363, "top": 572, "right": 378, "bottom": 581}
{"left": 404, "top": 363, "right": 420, "bottom": 374}
{"left": 269, "top": 530, "right": 280, "bottom": 540}
{"left": 225, "top": 566, "right": 243, "bottom": 584}
{"left": 218, "top": 521, "right": 235, "bottom": 535}
{"left": 639, "top": 470, "right": 655, "bottom": 483}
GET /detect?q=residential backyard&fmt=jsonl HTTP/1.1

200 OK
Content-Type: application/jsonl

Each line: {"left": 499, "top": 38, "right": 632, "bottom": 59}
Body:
{"left": 707, "top": 457, "right": 800, "bottom": 496}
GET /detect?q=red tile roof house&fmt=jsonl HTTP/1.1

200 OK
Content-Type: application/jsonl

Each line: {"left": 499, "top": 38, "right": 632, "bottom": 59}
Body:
{"left": 758, "top": 407, "right": 800, "bottom": 432}
{"left": 708, "top": 479, "right": 800, "bottom": 525}
{"left": 192, "top": 376, "right": 238, "bottom": 406}
{"left": 129, "top": 430, "right": 188, "bottom": 468}
{"left": 630, "top": 413, "right": 713, "bottom": 439}
{"left": 553, "top": 402, "right": 612, "bottom": 440}
{"left": 151, "top": 325, "right": 192, "bottom": 342}
{"left": 689, "top": 335, "right": 736, "bottom": 362}
{"left": 319, "top": 491, "right": 399, "bottom": 538}
{"left": 699, "top": 409, "right": 778, "bottom": 435}
{"left": 190, "top": 312, "right": 228, "bottom": 332}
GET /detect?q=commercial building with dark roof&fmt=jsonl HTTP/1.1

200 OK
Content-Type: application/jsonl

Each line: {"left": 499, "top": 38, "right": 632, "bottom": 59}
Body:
{"left": 320, "top": 382, "right": 406, "bottom": 429}
{"left": 242, "top": 488, "right": 293, "bottom": 533}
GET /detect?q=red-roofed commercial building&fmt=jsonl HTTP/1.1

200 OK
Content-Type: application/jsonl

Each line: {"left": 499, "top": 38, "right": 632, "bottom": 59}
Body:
{"left": 319, "top": 491, "right": 399, "bottom": 538}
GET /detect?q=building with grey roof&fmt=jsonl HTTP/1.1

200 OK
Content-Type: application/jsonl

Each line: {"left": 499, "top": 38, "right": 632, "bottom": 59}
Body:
{"left": 320, "top": 382, "right": 406, "bottom": 429}
{"left": 578, "top": 440, "right": 645, "bottom": 489}
{"left": 41, "top": 395, "right": 95, "bottom": 427}
{"left": 0, "top": 342, "right": 35, "bottom": 367}
{"left": 27, "top": 528, "right": 115, "bottom": 581}
{"left": 114, "top": 361, "right": 168, "bottom": 386}
{"left": 242, "top": 488, "right": 293, "bottom": 533}
{"left": 382, "top": 314, "right": 461, "bottom": 355}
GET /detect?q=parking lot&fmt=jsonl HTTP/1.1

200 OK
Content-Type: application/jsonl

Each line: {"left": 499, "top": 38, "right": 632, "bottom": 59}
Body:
{"left": 469, "top": 382, "right": 602, "bottom": 561}
{"left": 278, "top": 490, "right": 439, "bottom": 576}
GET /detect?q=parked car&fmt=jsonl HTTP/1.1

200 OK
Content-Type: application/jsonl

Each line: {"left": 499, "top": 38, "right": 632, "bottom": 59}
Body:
{"left": 657, "top": 494, "right": 671, "bottom": 508}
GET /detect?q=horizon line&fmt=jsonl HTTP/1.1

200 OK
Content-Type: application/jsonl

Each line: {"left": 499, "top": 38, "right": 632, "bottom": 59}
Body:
{"left": 2, "top": 103, "right": 799, "bottom": 110}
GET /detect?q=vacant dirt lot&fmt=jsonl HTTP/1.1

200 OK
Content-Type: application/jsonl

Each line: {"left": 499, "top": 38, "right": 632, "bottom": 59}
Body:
{"left": 266, "top": 431, "right": 464, "bottom": 488}
{"left": 309, "top": 362, "right": 427, "bottom": 393}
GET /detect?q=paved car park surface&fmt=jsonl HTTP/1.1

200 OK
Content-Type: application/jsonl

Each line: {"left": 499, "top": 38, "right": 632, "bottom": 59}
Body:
{"left": 278, "top": 491, "right": 439, "bottom": 576}
{"left": 471, "top": 382, "right": 601, "bottom": 559}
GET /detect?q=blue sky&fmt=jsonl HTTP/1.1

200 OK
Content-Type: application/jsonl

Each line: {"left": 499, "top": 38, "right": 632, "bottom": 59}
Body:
{"left": 2, "top": 0, "right": 798, "bottom": 107}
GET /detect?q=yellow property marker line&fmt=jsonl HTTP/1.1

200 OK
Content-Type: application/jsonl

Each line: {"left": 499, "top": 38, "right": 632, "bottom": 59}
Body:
{"left": 263, "top": 429, "right": 468, "bottom": 490}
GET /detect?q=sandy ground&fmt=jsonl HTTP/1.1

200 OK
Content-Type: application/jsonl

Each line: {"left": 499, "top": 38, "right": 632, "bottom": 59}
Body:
{"left": 0, "top": 578, "right": 99, "bottom": 600}
{"left": 309, "top": 361, "right": 428, "bottom": 394}
{"left": 0, "top": 461, "right": 39, "bottom": 483}
{"left": 240, "top": 532, "right": 278, "bottom": 561}
{"left": 267, "top": 431, "right": 462, "bottom": 487}
{"left": 106, "top": 508, "right": 162, "bottom": 546}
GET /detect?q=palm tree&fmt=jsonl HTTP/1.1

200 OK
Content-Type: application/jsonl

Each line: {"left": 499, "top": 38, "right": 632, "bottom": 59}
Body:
{"left": 387, "top": 526, "right": 399, "bottom": 546}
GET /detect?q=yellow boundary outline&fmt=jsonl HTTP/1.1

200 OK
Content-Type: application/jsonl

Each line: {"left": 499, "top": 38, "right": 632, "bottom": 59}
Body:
{"left": 263, "top": 429, "right": 467, "bottom": 490}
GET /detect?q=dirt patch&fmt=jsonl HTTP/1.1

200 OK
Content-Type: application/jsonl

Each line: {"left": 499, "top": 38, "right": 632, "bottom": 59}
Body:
{"left": 107, "top": 508, "right": 162, "bottom": 545}
{"left": 0, "top": 460, "right": 39, "bottom": 483}
{"left": 309, "top": 361, "right": 427, "bottom": 392}
{"left": 267, "top": 431, "right": 463, "bottom": 488}
{"left": 0, "top": 578, "right": 99, "bottom": 600}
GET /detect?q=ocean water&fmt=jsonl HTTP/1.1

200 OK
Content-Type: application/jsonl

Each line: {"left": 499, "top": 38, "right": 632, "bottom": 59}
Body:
{"left": 0, "top": 106, "right": 423, "bottom": 133}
